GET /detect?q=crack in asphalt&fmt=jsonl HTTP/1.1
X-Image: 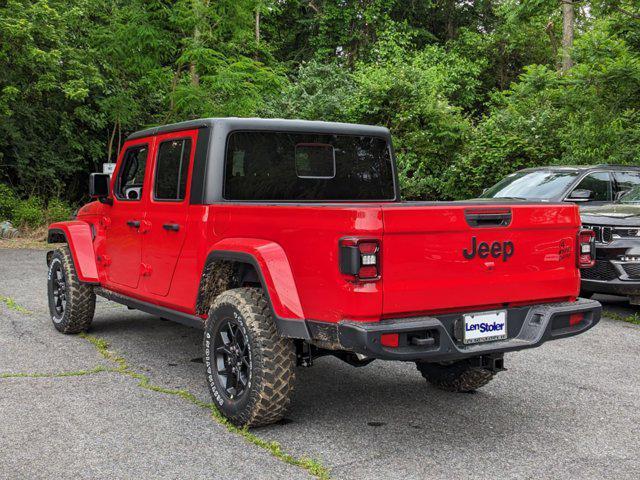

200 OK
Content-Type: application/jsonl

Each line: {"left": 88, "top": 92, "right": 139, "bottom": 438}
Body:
{"left": 0, "top": 325, "right": 330, "bottom": 480}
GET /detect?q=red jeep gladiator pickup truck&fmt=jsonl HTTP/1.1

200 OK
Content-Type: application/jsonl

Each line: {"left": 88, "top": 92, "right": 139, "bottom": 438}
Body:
{"left": 47, "top": 118, "right": 601, "bottom": 427}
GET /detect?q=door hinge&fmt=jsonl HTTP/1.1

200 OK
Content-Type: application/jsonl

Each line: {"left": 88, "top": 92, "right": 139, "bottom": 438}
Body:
{"left": 139, "top": 263, "right": 152, "bottom": 276}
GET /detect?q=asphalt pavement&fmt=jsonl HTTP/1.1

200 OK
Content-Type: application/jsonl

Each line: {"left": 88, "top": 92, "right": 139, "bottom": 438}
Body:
{"left": 1, "top": 248, "right": 639, "bottom": 479}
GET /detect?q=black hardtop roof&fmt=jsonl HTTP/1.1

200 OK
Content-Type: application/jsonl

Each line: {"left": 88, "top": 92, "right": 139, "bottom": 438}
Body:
{"left": 126, "top": 117, "right": 391, "bottom": 141}
{"left": 519, "top": 164, "right": 640, "bottom": 172}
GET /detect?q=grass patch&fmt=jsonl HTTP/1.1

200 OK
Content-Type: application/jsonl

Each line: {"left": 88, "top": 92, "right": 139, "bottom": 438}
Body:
{"left": 79, "top": 333, "right": 330, "bottom": 479}
{"left": 0, "top": 238, "right": 49, "bottom": 250}
{"left": 0, "top": 296, "right": 32, "bottom": 314}
{"left": 604, "top": 310, "right": 640, "bottom": 325}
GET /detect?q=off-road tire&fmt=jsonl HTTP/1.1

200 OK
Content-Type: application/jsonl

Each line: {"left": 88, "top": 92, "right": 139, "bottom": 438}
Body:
{"left": 203, "top": 288, "right": 295, "bottom": 427}
{"left": 47, "top": 246, "right": 96, "bottom": 334}
{"left": 416, "top": 360, "right": 495, "bottom": 392}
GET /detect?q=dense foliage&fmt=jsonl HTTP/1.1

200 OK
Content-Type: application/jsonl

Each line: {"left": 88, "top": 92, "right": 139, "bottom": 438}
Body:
{"left": 1, "top": 0, "right": 639, "bottom": 210}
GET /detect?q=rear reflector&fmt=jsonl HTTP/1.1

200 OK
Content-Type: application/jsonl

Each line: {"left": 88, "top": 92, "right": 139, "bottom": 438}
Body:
{"left": 380, "top": 333, "right": 399, "bottom": 348}
{"left": 569, "top": 313, "right": 584, "bottom": 326}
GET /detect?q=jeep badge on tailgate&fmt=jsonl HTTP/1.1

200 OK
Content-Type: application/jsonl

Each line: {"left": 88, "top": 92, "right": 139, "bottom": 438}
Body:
{"left": 463, "top": 236, "right": 514, "bottom": 262}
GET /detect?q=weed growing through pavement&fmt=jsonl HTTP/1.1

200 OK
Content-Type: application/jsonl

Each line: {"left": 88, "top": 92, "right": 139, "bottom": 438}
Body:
{"left": 0, "top": 296, "right": 32, "bottom": 315}
{"left": 604, "top": 310, "right": 640, "bottom": 326}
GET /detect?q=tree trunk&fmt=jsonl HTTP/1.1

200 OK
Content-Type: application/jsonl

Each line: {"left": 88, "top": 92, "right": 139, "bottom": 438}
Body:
{"left": 107, "top": 120, "right": 117, "bottom": 162}
{"left": 255, "top": 7, "right": 260, "bottom": 45}
{"left": 190, "top": 1, "right": 202, "bottom": 87}
{"left": 116, "top": 119, "right": 121, "bottom": 159}
{"left": 561, "top": 0, "right": 574, "bottom": 72}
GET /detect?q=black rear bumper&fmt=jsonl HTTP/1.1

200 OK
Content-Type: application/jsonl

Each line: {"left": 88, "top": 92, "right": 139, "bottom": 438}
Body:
{"left": 336, "top": 298, "right": 601, "bottom": 362}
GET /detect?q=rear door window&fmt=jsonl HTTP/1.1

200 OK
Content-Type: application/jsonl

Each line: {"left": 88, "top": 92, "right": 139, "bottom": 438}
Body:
{"left": 613, "top": 171, "right": 640, "bottom": 193}
{"left": 572, "top": 172, "right": 612, "bottom": 202}
{"left": 153, "top": 139, "right": 192, "bottom": 201}
{"left": 115, "top": 145, "right": 149, "bottom": 201}
{"left": 224, "top": 131, "right": 395, "bottom": 201}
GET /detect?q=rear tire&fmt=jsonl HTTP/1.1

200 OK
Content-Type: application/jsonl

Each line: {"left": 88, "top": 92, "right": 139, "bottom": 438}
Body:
{"left": 416, "top": 359, "right": 495, "bottom": 392}
{"left": 47, "top": 246, "right": 96, "bottom": 334}
{"left": 203, "top": 288, "right": 295, "bottom": 427}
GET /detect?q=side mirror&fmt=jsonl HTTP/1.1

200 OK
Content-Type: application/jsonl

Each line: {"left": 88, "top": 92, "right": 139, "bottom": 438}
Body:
{"left": 615, "top": 189, "right": 630, "bottom": 202}
{"left": 89, "top": 173, "right": 112, "bottom": 205}
{"left": 567, "top": 189, "right": 593, "bottom": 202}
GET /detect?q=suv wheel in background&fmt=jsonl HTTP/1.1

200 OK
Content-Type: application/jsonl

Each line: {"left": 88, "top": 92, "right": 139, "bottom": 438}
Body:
{"left": 47, "top": 246, "right": 96, "bottom": 333}
{"left": 204, "top": 288, "right": 296, "bottom": 427}
{"left": 416, "top": 359, "right": 495, "bottom": 392}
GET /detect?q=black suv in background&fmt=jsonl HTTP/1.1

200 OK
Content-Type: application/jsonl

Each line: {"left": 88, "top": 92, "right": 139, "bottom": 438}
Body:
{"left": 581, "top": 186, "right": 640, "bottom": 305}
{"left": 480, "top": 165, "right": 640, "bottom": 207}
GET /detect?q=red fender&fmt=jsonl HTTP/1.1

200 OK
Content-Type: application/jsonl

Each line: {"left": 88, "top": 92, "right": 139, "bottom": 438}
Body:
{"left": 48, "top": 221, "right": 99, "bottom": 283}
{"left": 207, "top": 238, "right": 304, "bottom": 320}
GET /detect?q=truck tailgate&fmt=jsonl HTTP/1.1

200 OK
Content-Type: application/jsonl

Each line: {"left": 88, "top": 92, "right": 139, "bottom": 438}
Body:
{"left": 381, "top": 203, "right": 581, "bottom": 317}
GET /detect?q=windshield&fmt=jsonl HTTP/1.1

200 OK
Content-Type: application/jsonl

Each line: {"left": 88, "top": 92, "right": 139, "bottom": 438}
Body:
{"left": 481, "top": 170, "right": 580, "bottom": 200}
{"left": 619, "top": 185, "right": 640, "bottom": 203}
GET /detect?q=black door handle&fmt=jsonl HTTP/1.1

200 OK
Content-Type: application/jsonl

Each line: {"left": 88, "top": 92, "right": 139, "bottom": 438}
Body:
{"left": 126, "top": 220, "right": 140, "bottom": 228}
{"left": 163, "top": 223, "right": 180, "bottom": 231}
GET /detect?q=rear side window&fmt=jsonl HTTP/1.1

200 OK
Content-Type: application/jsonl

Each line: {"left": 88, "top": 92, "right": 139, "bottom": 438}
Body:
{"left": 154, "top": 139, "right": 192, "bottom": 201}
{"left": 224, "top": 131, "right": 395, "bottom": 201}
{"left": 613, "top": 171, "right": 640, "bottom": 192}
{"left": 116, "top": 145, "right": 148, "bottom": 200}
{"left": 574, "top": 172, "right": 612, "bottom": 201}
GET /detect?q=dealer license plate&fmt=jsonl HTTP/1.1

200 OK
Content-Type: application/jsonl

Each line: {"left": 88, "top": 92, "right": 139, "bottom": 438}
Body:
{"left": 463, "top": 310, "right": 507, "bottom": 344}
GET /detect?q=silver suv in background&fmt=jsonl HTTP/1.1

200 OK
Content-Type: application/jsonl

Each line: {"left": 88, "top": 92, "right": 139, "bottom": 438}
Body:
{"left": 480, "top": 165, "right": 640, "bottom": 207}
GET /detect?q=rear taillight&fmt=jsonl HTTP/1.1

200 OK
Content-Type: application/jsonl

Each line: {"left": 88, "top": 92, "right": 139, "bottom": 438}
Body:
{"left": 577, "top": 229, "right": 596, "bottom": 268}
{"left": 339, "top": 238, "right": 380, "bottom": 281}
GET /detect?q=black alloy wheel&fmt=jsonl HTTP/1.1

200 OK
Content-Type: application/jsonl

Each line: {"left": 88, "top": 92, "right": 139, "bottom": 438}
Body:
{"left": 213, "top": 318, "right": 252, "bottom": 400}
{"left": 47, "top": 246, "right": 96, "bottom": 334}
{"left": 50, "top": 260, "right": 67, "bottom": 319}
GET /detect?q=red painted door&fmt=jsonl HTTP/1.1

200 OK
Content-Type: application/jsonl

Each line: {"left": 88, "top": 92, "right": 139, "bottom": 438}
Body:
{"left": 103, "top": 139, "right": 152, "bottom": 289}
{"left": 141, "top": 130, "right": 197, "bottom": 297}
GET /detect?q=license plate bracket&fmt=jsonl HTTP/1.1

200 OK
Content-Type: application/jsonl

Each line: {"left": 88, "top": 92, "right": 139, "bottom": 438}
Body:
{"left": 462, "top": 310, "right": 507, "bottom": 345}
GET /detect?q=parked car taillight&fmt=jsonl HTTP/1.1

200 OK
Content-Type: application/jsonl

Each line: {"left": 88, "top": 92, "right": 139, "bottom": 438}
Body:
{"left": 577, "top": 229, "right": 596, "bottom": 268}
{"left": 339, "top": 238, "right": 380, "bottom": 280}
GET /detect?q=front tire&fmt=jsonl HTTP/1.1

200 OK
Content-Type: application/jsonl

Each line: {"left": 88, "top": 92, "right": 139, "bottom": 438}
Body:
{"left": 203, "top": 288, "right": 295, "bottom": 427}
{"left": 47, "top": 246, "right": 96, "bottom": 334}
{"left": 416, "top": 359, "right": 495, "bottom": 392}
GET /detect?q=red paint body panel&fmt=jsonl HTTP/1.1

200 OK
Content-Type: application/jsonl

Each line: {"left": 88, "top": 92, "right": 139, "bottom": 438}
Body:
{"left": 48, "top": 221, "right": 99, "bottom": 283}
{"left": 211, "top": 205, "right": 384, "bottom": 322}
{"left": 380, "top": 204, "right": 581, "bottom": 318}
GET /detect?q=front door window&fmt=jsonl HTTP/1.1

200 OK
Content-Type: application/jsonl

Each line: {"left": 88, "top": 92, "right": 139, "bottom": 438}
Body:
{"left": 115, "top": 145, "right": 148, "bottom": 201}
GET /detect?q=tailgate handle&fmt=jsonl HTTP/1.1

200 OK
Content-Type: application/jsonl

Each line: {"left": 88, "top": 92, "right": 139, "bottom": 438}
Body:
{"left": 465, "top": 208, "right": 512, "bottom": 228}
